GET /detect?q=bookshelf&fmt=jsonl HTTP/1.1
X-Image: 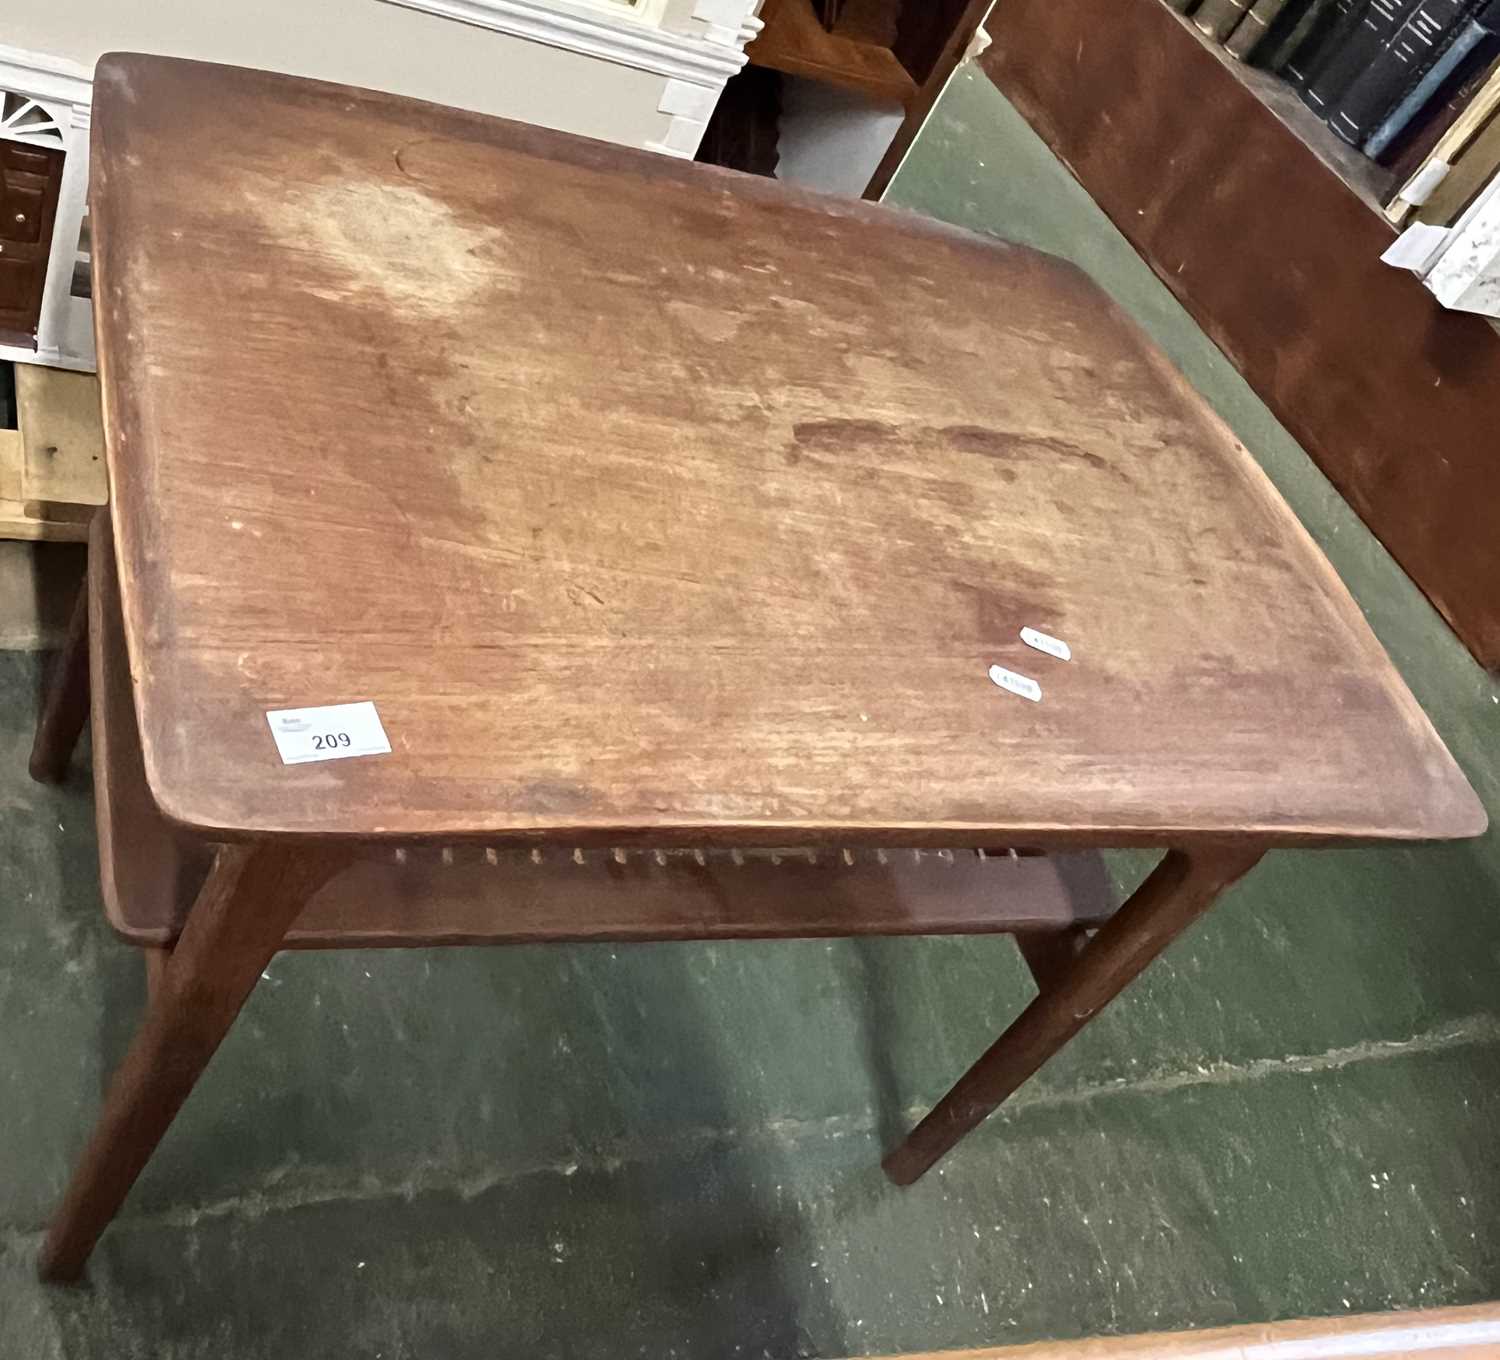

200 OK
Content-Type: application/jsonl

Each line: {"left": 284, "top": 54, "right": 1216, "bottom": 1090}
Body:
{"left": 981, "top": 0, "right": 1500, "bottom": 670}
{"left": 722, "top": 0, "right": 991, "bottom": 197}
{"left": 747, "top": 0, "right": 918, "bottom": 106}
{"left": 1170, "top": 5, "right": 1500, "bottom": 335}
{"left": 1163, "top": 6, "right": 1395, "bottom": 216}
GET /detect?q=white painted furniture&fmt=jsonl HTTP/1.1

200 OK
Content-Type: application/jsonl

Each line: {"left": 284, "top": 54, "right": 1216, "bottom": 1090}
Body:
{"left": 0, "top": 47, "right": 92, "bottom": 372}
{"left": 1419, "top": 174, "right": 1500, "bottom": 319}
{"left": 1382, "top": 173, "right": 1500, "bottom": 320}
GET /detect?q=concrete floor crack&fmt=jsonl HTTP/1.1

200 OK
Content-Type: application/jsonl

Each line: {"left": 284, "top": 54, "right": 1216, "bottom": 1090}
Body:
{"left": 3, "top": 1013, "right": 1495, "bottom": 1242}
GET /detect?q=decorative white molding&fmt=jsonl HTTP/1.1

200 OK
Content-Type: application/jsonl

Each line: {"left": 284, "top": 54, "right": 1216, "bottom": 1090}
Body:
{"left": 693, "top": 0, "right": 755, "bottom": 24}
{"left": 1421, "top": 174, "right": 1500, "bottom": 317}
{"left": 0, "top": 339, "right": 94, "bottom": 374}
{"left": 383, "top": 0, "right": 760, "bottom": 160}
{"left": 691, "top": 0, "right": 761, "bottom": 47}
{"left": 0, "top": 45, "right": 92, "bottom": 109}
{"left": 645, "top": 75, "right": 719, "bottom": 157}
{"left": 0, "top": 43, "right": 95, "bottom": 372}
{"left": 380, "top": 0, "right": 751, "bottom": 83}
{"left": 0, "top": 94, "right": 67, "bottom": 149}
{"left": 658, "top": 79, "right": 718, "bottom": 120}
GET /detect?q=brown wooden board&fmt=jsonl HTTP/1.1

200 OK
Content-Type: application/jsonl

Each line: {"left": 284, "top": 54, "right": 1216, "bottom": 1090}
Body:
{"left": 981, "top": 0, "right": 1500, "bottom": 672}
{"left": 873, "top": 1300, "right": 1500, "bottom": 1359}
{"left": 865, "top": 0, "right": 994, "bottom": 199}
{"left": 892, "top": 0, "right": 978, "bottom": 88}
{"left": 747, "top": 0, "right": 917, "bottom": 105}
{"left": 0, "top": 427, "right": 91, "bottom": 542}
{"left": 16, "top": 365, "right": 108, "bottom": 507}
{"left": 0, "top": 429, "right": 21, "bottom": 501}
{"left": 88, "top": 54, "right": 1482, "bottom": 847}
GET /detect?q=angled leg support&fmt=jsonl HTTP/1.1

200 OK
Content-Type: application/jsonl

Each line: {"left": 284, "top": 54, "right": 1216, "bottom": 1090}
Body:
{"left": 29, "top": 577, "right": 91, "bottom": 783}
{"left": 884, "top": 845, "right": 1265, "bottom": 1185}
{"left": 39, "top": 843, "right": 348, "bottom": 1282}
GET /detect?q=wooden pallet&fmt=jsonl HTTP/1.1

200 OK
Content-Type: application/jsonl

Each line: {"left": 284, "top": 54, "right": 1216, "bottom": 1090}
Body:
{"left": 0, "top": 364, "right": 106, "bottom": 541}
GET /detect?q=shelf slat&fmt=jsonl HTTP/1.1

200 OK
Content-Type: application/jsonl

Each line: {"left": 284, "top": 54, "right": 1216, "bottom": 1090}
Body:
{"left": 747, "top": 0, "right": 917, "bottom": 107}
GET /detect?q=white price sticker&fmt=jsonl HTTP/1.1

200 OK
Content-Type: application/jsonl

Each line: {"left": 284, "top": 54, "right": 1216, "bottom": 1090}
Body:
{"left": 266, "top": 701, "right": 392, "bottom": 765}
{"left": 1020, "top": 626, "right": 1071, "bottom": 662}
{"left": 988, "top": 664, "right": 1041, "bottom": 703}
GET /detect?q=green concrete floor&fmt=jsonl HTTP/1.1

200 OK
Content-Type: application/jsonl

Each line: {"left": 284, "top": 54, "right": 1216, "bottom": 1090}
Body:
{"left": 3, "top": 67, "right": 1499, "bottom": 1359}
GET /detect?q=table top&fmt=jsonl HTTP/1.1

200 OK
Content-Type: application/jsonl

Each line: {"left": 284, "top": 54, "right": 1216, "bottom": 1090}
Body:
{"left": 89, "top": 53, "right": 1484, "bottom": 848}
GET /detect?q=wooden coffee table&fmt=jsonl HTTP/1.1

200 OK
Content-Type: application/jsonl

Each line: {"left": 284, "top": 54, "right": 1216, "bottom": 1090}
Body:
{"left": 30, "top": 53, "right": 1484, "bottom": 1281}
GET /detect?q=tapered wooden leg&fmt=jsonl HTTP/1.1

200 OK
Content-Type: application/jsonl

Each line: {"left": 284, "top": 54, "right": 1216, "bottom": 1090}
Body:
{"left": 883, "top": 845, "right": 1265, "bottom": 1186}
{"left": 28, "top": 578, "right": 90, "bottom": 783}
{"left": 39, "top": 843, "right": 348, "bottom": 1282}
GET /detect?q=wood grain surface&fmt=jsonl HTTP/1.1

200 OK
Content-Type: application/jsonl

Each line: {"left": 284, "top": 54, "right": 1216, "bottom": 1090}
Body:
{"left": 87, "top": 505, "right": 1113, "bottom": 945}
{"left": 747, "top": 0, "right": 918, "bottom": 106}
{"left": 877, "top": 1300, "right": 1500, "bottom": 1359}
{"left": 15, "top": 365, "right": 108, "bottom": 507}
{"left": 89, "top": 54, "right": 1483, "bottom": 847}
{"left": 88, "top": 509, "right": 1114, "bottom": 948}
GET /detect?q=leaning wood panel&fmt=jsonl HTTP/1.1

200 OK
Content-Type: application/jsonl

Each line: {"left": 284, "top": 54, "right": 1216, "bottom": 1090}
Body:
{"left": 981, "top": 0, "right": 1500, "bottom": 671}
{"left": 16, "top": 365, "right": 109, "bottom": 507}
{"left": 747, "top": 0, "right": 917, "bottom": 105}
{"left": 0, "top": 429, "right": 22, "bottom": 502}
{"left": 876, "top": 1299, "right": 1500, "bottom": 1359}
{"left": 865, "top": 0, "right": 994, "bottom": 199}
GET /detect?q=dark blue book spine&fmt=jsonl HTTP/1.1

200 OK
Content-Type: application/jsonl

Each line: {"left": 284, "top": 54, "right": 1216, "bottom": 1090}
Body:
{"left": 1265, "top": 0, "right": 1336, "bottom": 68}
{"left": 1363, "top": 11, "right": 1489, "bottom": 155}
{"left": 1331, "top": 0, "right": 1477, "bottom": 145}
{"left": 1303, "top": 0, "right": 1427, "bottom": 114}
{"left": 1285, "top": 0, "right": 1366, "bottom": 85}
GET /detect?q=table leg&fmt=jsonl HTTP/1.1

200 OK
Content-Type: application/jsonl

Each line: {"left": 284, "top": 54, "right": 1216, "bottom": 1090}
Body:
{"left": 38, "top": 842, "right": 348, "bottom": 1283}
{"left": 28, "top": 577, "right": 90, "bottom": 783}
{"left": 882, "top": 845, "right": 1265, "bottom": 1186}
{"left": 1015, "top": 927, "right": 1091, "bottom": 992}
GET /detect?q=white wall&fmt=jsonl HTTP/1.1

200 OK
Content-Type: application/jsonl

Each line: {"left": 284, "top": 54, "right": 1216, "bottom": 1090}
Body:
{"left": 5, "top": 0, "right": 675, "bottom": 148}
{"left": 774, "top": 76, "right": 904, "bottom": 198}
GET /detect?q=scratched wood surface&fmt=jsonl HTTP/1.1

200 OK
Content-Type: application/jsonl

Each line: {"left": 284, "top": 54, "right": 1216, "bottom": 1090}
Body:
{"left": 90, "top": 512, "right": 1113, "bottom": 946}
{"left": 88, "top": 54, "right": 1483, "bottom": 846}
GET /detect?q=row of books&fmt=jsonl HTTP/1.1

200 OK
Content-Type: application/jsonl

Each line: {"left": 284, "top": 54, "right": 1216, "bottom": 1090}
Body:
{"left": 1167, "top": 0, "right": 1500, "bottom": 226}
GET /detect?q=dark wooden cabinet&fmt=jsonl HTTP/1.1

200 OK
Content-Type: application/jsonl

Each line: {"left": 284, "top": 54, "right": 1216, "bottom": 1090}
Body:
{"left": 0, "top": 140, "right": 65, "bottom": 347}
{"left": 702, "top": 0, "right": 989, "bottom": 193}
